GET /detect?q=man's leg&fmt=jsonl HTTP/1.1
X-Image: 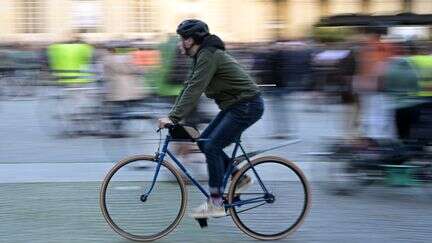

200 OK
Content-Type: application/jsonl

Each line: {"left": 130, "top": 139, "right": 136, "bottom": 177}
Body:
{"left": 191, "top": 96, "right": 264, "bottom": 218}
{"left": 198, "top": 110, "right": 234, "bottom": 177}
{"left": 200, "top": 108, "right": 262, "bottom": 194}
{"left": 199, "top": 110, "right": 244, "bottom": 176}
{"left": 199, "top": 109, "right": 227, "bottom": 139}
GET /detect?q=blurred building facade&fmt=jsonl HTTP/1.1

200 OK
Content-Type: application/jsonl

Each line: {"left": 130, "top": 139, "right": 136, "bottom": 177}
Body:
{"left": 0, "top": 0, "right": 432, "bottom": 43}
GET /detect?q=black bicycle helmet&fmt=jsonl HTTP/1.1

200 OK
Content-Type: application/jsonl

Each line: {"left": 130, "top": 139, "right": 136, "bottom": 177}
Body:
{"left": 176, "top": 19, "right": 210, "bottom": 41}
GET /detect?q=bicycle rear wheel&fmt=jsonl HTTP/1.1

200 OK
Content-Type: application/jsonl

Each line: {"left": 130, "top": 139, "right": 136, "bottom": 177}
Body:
{"left": 100, "top": 155, "right": 187, "bottom": 242}
{"left": 228, "top": 156, "right": 311, "bottom": 240}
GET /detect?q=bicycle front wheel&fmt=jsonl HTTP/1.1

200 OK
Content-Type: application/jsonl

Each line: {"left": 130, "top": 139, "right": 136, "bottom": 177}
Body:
{"left": 100, "top": 155, "right": 187, "bottom": 242}
{"left": 228, "top": 156, "right": 311, "bottom": 240}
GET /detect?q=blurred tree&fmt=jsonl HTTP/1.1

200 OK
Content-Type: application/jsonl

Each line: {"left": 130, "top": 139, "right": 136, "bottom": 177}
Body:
{"left": 312, "top": 27, "right": 354, "bottom": 43}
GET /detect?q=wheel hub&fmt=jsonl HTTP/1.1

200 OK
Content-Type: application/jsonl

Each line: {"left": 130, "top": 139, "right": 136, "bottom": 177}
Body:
{"left": 264, "top": 193, "right": 275, "bottom": 203}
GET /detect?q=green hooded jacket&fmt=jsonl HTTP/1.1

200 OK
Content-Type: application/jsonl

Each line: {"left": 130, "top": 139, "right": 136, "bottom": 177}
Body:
{"left": 168, "top": 35, "right": 260, "bottom": 123}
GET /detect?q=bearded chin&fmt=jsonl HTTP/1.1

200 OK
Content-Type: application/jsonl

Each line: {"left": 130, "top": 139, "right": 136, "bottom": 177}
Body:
{"left": 185, "top": 47, "right": 193, "bottom": 57}
{"left": 180, "top": 46, "right": 187, "bottom": 55}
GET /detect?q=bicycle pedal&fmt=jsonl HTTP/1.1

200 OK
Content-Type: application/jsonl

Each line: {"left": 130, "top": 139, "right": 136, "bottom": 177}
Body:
{"left": 196, "top": 218, "right": 208, "bottom": 228}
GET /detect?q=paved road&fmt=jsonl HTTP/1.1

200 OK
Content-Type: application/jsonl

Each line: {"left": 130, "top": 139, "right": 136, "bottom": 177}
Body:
{"left": 1, "top": 182, "right": 431, "bottom": 243}
{"left": 1, "top": 92, "right": 431, "bottom": 243}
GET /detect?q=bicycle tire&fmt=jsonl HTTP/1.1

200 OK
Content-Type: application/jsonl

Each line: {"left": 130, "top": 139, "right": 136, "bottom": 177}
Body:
{"left": 100, "top": 155, "right": 187, "bottom": 242}
{"left": 228, "top": 156, "right": 311, "bottom": 240}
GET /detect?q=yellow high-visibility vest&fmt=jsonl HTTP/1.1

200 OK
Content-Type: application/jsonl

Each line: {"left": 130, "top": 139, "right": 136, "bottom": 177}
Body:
{"left": 48, "top": 43, "right": 94, "bottom": 84}
{"left": 409, "top": 55, "right": 432, "bottom": 97}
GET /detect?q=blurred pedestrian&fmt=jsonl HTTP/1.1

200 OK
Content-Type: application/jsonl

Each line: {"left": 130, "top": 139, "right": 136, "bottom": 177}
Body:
{"left": 353, "top": 24, "right": 398, "bottom": 141}
{"left": 103, "top": 42, "right": 145, "bottom": 137}
{"left": 268, "top": 40, "right": 312, "bottom": 139}
{"left": 46, "top": 35, "right": 96, "bottom": 135}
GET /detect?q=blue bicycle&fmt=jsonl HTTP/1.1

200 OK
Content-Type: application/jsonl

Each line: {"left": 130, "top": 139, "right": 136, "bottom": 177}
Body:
{"left": 100, "top": 124, "right": 311, "bottom": 241}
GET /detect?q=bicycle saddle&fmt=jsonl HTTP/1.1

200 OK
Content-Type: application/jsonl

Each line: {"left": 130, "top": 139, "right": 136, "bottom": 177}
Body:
{"left": 168, "top": 124, "right": 200, "bottom": 141}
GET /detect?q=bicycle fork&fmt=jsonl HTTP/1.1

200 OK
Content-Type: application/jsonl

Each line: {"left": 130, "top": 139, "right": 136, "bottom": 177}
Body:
{"left": 139, "top": 157, "right": 163, "bottom": 203}
{"left": 140, "top": 139, "right": 170, "bottom": 202}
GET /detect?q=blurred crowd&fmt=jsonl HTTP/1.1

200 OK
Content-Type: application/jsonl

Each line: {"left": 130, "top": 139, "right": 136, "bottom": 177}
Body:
{"left": 1, "top": 26, "right": 432, "bottom": 150}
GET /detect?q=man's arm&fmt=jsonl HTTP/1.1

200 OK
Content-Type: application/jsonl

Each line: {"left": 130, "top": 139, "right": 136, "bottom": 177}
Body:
{"left": 168, "top": 51, "right": 217, "bottom": 123}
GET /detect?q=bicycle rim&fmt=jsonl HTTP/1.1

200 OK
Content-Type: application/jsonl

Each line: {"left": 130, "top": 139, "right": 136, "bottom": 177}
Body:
{"left": 100, "top": 155, "right": 187, "bottom": 241}
{"left": 228, "top": 156, "right": 311, "bottom": 240}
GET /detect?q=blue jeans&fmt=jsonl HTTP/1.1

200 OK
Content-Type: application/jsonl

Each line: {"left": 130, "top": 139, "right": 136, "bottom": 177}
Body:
{"left": 198, "top": 94, "right": 264, "bottom": 195}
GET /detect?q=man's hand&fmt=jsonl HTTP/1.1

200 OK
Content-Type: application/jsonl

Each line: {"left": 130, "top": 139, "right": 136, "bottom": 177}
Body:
{"left": 158, "top": 117, "right": 174, "bottom": 129}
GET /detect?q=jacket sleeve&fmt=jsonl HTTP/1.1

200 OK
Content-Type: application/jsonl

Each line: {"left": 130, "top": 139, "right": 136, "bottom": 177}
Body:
{"left": 168, "top": 51, "right": 217, "bottom": 123}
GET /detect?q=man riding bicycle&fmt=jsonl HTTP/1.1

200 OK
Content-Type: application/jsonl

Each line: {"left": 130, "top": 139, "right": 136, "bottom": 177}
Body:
{"left": 158, "top": 19, "right": 264, "bottom": 218}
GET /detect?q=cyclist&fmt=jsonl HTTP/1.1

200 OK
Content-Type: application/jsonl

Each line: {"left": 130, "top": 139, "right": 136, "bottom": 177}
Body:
{"left": 158, "top": 19, "right": 264, "bottom": 218}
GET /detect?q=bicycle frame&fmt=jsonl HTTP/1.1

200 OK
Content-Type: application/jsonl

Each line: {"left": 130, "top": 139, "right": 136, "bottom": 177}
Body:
{"left": 142, "top": 134, "right": 271, "bottom": 208}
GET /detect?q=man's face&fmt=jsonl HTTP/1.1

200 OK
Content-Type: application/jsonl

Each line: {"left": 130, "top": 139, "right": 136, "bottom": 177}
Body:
{"left": 178, "top": 36, "right": 194, "bottom": 56}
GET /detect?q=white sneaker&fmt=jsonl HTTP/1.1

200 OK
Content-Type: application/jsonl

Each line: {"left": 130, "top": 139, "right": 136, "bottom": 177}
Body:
{"left": 235, "top": 174, "right": 254, "bottom": 193}
{"left": 190, "top": 200, "right": 226, "bottom": 219}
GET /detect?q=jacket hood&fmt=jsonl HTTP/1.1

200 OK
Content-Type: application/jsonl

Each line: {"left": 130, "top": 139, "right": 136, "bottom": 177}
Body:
{"left": 197, "top": 34, "right": 225, "bottom": 55}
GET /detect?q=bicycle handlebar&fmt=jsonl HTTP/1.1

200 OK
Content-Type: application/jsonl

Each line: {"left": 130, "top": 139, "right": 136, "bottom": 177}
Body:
{"left": 156, "top": 123, "right": 175, "bottom": 133}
